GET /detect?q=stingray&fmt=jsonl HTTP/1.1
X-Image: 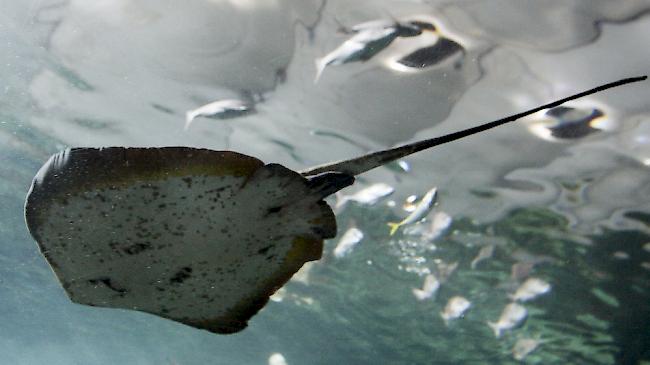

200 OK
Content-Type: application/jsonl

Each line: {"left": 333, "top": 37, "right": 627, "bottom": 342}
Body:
{"left": 24, "top": 76, "right": 645, "bottom": 334}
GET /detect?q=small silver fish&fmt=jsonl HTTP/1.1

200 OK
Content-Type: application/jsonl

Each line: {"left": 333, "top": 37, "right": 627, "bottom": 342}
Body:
{"left": 487, "top": 303, "right": 528, "bottom": 338}
{"left": 510, "top": 277, "right": 551, "bottom": 302}
{"left": 612, "top": 251, "right": 630, "bottom": 260}
{"left": 512, "top": 337, "right": 542, "bottom": 361}
{"left": 184, "top": 99, "right": 252, "bottom": 130}
{"left": 315, "top": 19, "right": 435, "bottom": 82}
{"left": 440, "top": 296, "right": 471, "bottom": 323}
{"left": 388, "top": 187, "right": 438, "bottom": 235}
{"left": 510, "top": 262, "right": 535, "bottom": 282}
{"left": 268, "top": 352, "right": 288, "bottom": 365}
{"left": 422, "top": 211, "right": 452, "bottom": 241}
{"left": 470, "top": 244, "right": 495, "bottom": 269}
{"left": 335, "top": 183, "right": 394, "bottom": 210}
{"left": 436, "top": 260, "right": 458, "bottom": 283}
{"left": 333, "top": 227, "right": 364, "bottom": 258}
{"left": 511, "top": 249, "right": 557, "bottom": 266}
{"left": 315, "top": 27, "right": 398, "bottom": 83}
{"left": 412, "top": 273, "right": 440, "bottom": 301}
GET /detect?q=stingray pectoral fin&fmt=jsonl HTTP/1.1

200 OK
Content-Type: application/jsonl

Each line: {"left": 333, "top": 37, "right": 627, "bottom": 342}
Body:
{"left": 300, "top": 76, "right": 647, "bottom": 177}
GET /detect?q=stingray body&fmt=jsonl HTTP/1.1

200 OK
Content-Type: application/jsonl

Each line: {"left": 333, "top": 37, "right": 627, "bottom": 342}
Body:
{"left": 24, "top": 76, "right": 646, "bottom": 334}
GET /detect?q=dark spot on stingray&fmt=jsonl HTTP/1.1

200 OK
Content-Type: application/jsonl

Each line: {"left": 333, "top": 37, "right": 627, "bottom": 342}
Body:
{"left": 89, "top": 277, "right": 127, "bottom": 294}
{"left": 257, "top": 244, "right": 275, "bottom": 255}
{"left": 267, "top": 206, "right": 282, "bottom": 214}
{"left": 182, "top": 177, "right": 193, "bottom": 188}
{"left": 170, "top": 267, "right": 193, "bottom": 284}
{"left": 123, "top": 242, "right": 152, "bottom": 255}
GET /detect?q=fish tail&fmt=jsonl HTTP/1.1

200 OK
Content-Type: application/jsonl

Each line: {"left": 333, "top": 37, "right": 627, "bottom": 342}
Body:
{"left": 487, "top": 321, "right": 501, "bottom": 338}
{"left": 412, "top": 288, "right": 427, "bottom": 301}
{"left": 184, "top": 111, "right": 195, "bottom": 131}
{"left": 387, "top": 222, "right": 401, "bottom": 236}
{"left": 314, "top": 58, "right": 327, "bottom": 84}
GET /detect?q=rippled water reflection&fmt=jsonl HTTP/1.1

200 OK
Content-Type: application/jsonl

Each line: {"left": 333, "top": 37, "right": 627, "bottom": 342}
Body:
{"left": 1, "top": 0, "right": 649, "bottom": 364}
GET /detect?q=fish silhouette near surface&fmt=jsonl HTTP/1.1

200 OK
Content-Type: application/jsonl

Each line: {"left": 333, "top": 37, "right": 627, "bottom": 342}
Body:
{"left": 185, "top": 99, "right": 254, "bottom": 130}
{"left": 315, "top": 19, "right": 436, "bottom": 82}
{"left": 23, "top": 77, "right": 645, "bottom": 334}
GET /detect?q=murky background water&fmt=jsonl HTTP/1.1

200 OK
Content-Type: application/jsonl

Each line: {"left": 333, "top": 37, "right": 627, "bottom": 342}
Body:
{"left": 1, "top": 0, "right": 650, "bottom": 364}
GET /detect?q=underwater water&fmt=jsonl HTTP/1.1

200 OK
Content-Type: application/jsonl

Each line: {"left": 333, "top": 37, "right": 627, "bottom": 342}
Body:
{"left": 1, "top": 0, "right": 650, "bottom": 364}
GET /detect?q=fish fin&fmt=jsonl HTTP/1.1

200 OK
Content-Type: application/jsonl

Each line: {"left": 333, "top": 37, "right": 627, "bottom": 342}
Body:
{"left": 487, "top": 321, "right": 501, "bottom": 338}
{"left": 387, "top": 222, "right": 401, "bottom": 236}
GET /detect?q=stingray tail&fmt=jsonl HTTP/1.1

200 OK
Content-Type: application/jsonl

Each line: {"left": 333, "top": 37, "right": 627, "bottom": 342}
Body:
{"left": 299, "top": 76, "right": 647, "bottom": 177}
{"left": 487, "top": 321, "right": 501, "bottom": 338}
{"left": 387, "top": 222, "right": 401, "bottom": 236}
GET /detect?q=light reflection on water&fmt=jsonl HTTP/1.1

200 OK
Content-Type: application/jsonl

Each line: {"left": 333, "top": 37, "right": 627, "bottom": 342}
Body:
{"left": 1, "top": 0, "right": 649, "bottom": 364}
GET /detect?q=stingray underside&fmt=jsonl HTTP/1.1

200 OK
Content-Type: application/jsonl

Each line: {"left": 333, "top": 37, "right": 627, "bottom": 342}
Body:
{"left": 25, "top": 147, "right": 337, "bottom": 334}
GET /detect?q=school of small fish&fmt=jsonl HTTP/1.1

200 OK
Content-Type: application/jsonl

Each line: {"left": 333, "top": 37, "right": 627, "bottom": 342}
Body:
{"left": 330, "top": 181, "right": 555, "bottom": 353}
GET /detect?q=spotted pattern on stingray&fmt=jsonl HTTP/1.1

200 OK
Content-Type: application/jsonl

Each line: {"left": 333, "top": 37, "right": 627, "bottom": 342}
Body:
{"left": 25, "top": 147, "right": 337, "bottom": 334}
